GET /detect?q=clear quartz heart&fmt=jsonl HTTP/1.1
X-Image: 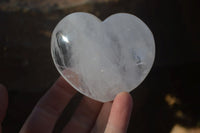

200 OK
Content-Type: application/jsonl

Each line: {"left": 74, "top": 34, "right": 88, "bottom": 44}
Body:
{"left": 51, "top": 12, "right": 155, "bottom": 102}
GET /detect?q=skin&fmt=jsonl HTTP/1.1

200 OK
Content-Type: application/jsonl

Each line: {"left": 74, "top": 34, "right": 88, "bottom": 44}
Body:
{"left": 0, "top": 77, "right": 133, "bottom": 133}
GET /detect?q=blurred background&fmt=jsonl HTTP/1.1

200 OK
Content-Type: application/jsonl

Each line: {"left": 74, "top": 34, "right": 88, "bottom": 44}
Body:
{"left": 0, "top": 0, "right": 200, "bottom": 132}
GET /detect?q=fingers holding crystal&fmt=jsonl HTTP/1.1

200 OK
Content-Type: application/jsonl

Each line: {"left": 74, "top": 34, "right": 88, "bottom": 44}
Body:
{"left": 20, "top": 77, "right": 77, "bottom": 133}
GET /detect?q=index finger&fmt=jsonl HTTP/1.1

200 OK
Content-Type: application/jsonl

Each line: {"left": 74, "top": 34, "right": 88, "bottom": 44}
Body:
{"left": 20, "top": 77, "right": 77, "bottom": 133}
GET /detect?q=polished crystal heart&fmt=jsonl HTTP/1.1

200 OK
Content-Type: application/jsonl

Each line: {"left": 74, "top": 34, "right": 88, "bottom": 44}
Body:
{"left": 51, "top": 12, "right": 155, "bottom": 102}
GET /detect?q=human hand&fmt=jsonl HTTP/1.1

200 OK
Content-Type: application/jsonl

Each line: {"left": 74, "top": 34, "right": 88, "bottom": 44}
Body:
{"left": 0, "top": 77, "right": 133, "bottom": 133}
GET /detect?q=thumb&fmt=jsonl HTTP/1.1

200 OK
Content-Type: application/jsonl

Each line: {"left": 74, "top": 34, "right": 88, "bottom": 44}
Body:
{"left": 105, "top": 92, "right": 133, "bottom": 133}
{"left": 0, "top": 84, "right": 8, "bottom": 133}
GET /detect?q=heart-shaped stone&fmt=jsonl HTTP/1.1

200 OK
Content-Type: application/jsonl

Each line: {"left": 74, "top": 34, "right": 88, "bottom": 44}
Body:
{"left": 51, "top": 12, "right": 155, "bottom": 102}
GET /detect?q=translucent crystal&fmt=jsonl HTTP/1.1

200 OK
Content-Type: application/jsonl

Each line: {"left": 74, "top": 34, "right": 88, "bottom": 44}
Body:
{"left": 51, "top": 12, "right": 155, "bottom": 102}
